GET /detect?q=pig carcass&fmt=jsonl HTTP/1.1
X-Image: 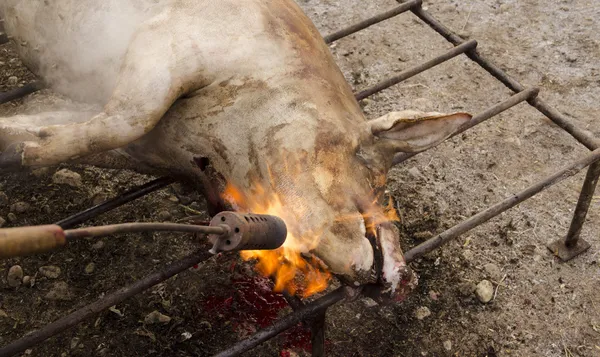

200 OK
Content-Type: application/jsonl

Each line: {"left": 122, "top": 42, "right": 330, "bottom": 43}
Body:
{"left": 0, "top": 0, "right": 470, "bottom": 298}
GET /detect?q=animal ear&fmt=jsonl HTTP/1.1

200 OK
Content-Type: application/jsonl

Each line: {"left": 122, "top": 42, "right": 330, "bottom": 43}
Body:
{"left": 367, "top": 110, "right": 471, "bottom": 153}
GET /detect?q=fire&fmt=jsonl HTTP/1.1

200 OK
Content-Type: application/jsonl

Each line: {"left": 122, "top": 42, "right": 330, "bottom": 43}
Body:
{"left": 222, "top": 183, "right": 331, "bottom": 298}
{"left": 221, "top": 175, "right": 400, "bottom": 298}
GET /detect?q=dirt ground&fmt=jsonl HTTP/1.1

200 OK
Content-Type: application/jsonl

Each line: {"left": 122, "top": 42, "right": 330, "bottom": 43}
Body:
{"left": 1, "top": 0, "right": 599, "bottom": 356}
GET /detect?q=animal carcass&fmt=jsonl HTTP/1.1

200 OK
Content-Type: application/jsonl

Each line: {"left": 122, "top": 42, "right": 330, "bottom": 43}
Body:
{"left": 0, "top": 0, "right": 470, "bottom": 299}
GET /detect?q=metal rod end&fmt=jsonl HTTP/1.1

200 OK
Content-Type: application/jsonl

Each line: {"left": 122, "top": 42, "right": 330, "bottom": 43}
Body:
{"left": 547, "top": 238, "right": 591, "bottom": 261}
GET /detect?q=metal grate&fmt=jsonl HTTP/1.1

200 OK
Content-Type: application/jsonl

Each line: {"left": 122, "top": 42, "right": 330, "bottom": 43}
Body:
{"left": 0, "top": 1, "right": 598, "bottom": 356}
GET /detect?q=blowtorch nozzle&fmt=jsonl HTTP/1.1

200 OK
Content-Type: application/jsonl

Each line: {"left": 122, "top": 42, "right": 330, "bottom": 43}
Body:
{"left": 0, "top": 212, "right": 287, "bottom": 259}
{"left": 207, "top": 212, "right": 287, "bottom": 254}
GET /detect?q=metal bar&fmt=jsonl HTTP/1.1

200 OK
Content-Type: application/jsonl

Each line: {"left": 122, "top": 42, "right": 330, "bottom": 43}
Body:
{"left": 403, "top": 147, "right": 600, "bottom": 263}
{"left": 0, "top": 249, "right": 213, "bottom": 357}
{"left": 64, "top": 222, "right": 225, "bottom": 239}
{"left": 56, "top": 176, "right": 175, "bottom": 229}
{"left": 354, "top": 39, "right": 477, "bottom": 101}
{"left": 283, "top": 291, "right": 305, "bottom": 311}
{"left": 0, "top": 82, "right": 45, "bottom": 105}
{"left": 392, "top": 87, "right": 539, "bottom": 165}
{"left": 565, "top": 161, "right": 600, "bottom": 246}
{"left": 323, "top": 0, "right": 421, "bottom": 44}
{"left": 530, "top": 97, "right": 600, "bottom": 150}
{"left": 407, "top": 3, "right": 600, "bottom": 151}
{"left": 310, "top": 311, "right": 327, "bottom": 357}
{"left": 213, "top": 287, "right": 346, "bottom": 357}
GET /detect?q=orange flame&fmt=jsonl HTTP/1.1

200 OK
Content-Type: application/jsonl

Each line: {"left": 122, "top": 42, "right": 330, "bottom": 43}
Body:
{"left": 223, "top": 183, "right": 331, "bottom": 298}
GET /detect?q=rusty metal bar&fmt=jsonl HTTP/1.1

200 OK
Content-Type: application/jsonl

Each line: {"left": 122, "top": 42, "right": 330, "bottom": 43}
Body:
{"left": 323, "top": 0, "right": 421, "bottom": 44}
{"left": 392, "top": 87, "right": 539, "bottom": 165}
{"left": 529, "top": 97, "right": 600, "bottom": 150}
{"left": 0, "top": 81, "right": 45, "bottom": 105}
{"left": 57, "top": 177, "right": 175, "bottom": 229}
{"left": 565, "top": 161, "right": 600, "bottom": 246}
{"left": 0, "top": 249, "right": 213, "bottom": 357}
{"left": 213, "top": 287, "right": 346, "bottom": 357}
{"left": 310, "top": 311, "right": 327, "bottom": 357}
{"left": 546, "top": 161, "right": 598, "bottom": 260}
{"left": 403, "top": 147, "right": 600, "bottom": 263}
{"left": 406, "top": 2, "right": 600, "bottom": 151}
{"left": 354, "top": 39, "right": 477, "bottom": 101}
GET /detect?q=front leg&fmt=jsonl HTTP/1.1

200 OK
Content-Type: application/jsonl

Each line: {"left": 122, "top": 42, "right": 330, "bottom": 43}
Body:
{"left": 0, "top": 11, "right": 210, "bottom": 169}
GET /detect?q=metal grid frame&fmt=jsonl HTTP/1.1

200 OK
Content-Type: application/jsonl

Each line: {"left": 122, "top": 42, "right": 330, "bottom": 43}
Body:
{"left": 1, "top": 0, "right": 599, "bottom": 356}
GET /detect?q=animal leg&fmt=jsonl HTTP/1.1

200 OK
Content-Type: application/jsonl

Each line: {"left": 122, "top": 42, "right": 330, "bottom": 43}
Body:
{"left": 0, "top": 12, "right": 209, "bottom": 169}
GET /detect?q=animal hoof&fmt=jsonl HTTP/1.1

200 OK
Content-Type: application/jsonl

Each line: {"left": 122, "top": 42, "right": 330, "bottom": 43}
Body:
{"left": 0, "top": 143, "right": 25, "bottom": 170}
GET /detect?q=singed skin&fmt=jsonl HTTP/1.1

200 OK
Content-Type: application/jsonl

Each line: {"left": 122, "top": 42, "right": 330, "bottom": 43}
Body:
{"left": 0, "top": 0, "right": 468, "bottom": 296}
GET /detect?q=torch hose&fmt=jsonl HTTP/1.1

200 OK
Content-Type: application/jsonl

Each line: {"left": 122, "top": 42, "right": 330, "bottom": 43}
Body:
{"left": 0, "top": 212, "right": 288, "bottom": 259}
{"left": 0, "top": 223, "right": 226, "bottom": 259}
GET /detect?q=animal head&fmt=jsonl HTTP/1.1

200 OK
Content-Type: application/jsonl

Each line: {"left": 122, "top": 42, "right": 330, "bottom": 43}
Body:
{"left": 221, "top": 107, "right": 470, "bottom": 298}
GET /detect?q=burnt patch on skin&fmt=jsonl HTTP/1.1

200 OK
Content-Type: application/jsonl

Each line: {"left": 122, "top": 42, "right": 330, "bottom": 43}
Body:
{"left": 192, "top": 156, "right": 227, "bottom": 215}
{"left": 195, "top": 156, "right": 210, "bottom": 171}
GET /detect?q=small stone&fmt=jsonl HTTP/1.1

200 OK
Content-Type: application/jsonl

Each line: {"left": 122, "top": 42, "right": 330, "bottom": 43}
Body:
{"left": 443, "top": 340, "right": 452, "bottom": 351}
{"left": 362, "top": 297, "right": 378, "bottom": 308}
{"left": 22, "top": 276, "right": 35, "bottom": 287}
{"left": 7, "top": 213, "right": 17, "bottom": 222}
{"left": 7, "top": 76, "right": 18, "bottom": 86}
{"left": 428, "top": 290, "right": 439, "bottom": 301}
{"left": 475, "top": 280, "right": 494, "bottom": 303}
{"left": 483, "top": 263, "right": 502, "bottom": 281}
{"left": 144, "top": 310, "right": 171, "bottom": 325}
{"left": 10, "top": 202, "right": 30, "bottom": 214}
{"left": 407, "top": 166, "right": 424, "bottom": 180}
{"left": 499, "top": 3, "right": 512, "bottom": 13}
{"left": 0, "top": 191, "right": 8, "bottom": 206}
{"left": 414, "top": 306, "right": 431, "bottom": 320}
{"left": 39, "top": 265, "right": 61, "bottom": 279}
{"left": 167, "top": 195, "right": 179, "bottom": 203}
{"left": 84, "top": 263, "right": 96, "bottom": 274}
{"left": 7, "top": 265, "right": 24, "bottom": 287}
{"left": 462, "top": 249, "right": 474, "bottom": 261}
{"left": 157, "top": 210, "right": 172, "bottom": 221}
{"left": 413, "top": 97, "right": 434, "bottom": 110}
{"left": 92, "top": 193, "right": 109, "bottom": 206}
{"left": 70, "top": 337, "right": 80, "bottom": 350}
{"left": 180, "top": 332, "right": 193, "bottom": 342}
{"left": 92, "top": 240, "right": 105, "bottom": 250}
{"left": 52, "top": 169, "right": 82, "bottom": 188}
{"left": 0, "top": 309, "right": 8, "bottom": 318}
{"left": 45, "top": 281, "right": 74, "bottom": 301}
{"left": 458, "top": 282, "right": 476, "bottom": 296}
{"left": 0, "top": 217, "right": 6, "bottom": 228}
{"left": 31, "top": 167, "right": 50, "bottom": 177}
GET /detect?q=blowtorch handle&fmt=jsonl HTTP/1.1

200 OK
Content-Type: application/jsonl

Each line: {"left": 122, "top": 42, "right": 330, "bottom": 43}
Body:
{"left": 0, "top": 225, "right": 66, "bottom": 259}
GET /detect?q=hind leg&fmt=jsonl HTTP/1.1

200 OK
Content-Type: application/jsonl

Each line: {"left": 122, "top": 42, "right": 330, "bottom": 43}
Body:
{"left": 0, "top": 11, "right": 210, "bottom": 169}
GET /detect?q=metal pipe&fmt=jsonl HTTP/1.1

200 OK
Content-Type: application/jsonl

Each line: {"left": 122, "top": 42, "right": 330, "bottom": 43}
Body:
{"left": 323, "top": 0, "right": 421, "bottom": 44}
{"left": 310, "top": 311, "right": 327, "bottom": 357}
{"left": 407, "top": 3, "right": 600, "bottom": 151}
{"left": 530, "top": 97, "right": 600, "bottom": 150}
{"left": 64, "top": 222, "right": 225, "bottom": 239}
{"left": 354, "top": 39, "right": 477, "bottom": 101}
{"left": 392, "top": 87, "right": 539, "bottom": 165}
{"left": 403, "top": 147, "right": 600, "bottom": 263}
{"left": 0, "top": 82, "right": 45, "bottom": 105}
{"left": 213, "top": 287, "right": 346, "bottom": 357}
{"left": 0, "top": 250, "right": 213, "bottom": 357}
{"left": 564, "top": 161, "right": 600, "bottom": 246}
{"left": 56, "top": 177, "right": 175, "bottom": 229}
